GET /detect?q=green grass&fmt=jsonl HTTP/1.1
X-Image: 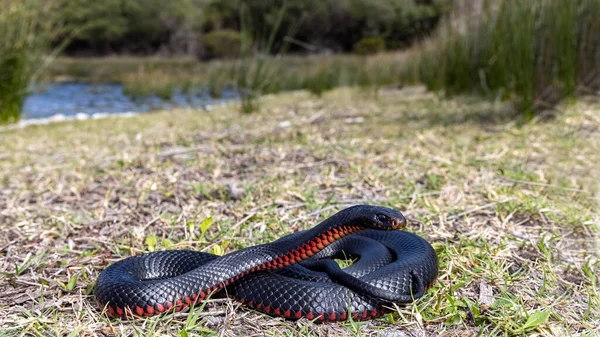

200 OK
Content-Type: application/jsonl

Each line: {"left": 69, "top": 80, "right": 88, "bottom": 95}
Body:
{"left": 0, "top": 88, "right": 598, "bottom": 336}
{"left": 400, "top": 0, "right": 600, "bottom": 119}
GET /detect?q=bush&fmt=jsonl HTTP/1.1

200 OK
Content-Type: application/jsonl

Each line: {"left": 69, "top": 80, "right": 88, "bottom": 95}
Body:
{"left": 51, "top": 0, "right": 449, "bottom": 56}
{"left": 402, "top": 0, "right": 600, "bottom": 119}
{"left": 0, "top": 0, "right": 64, "bottom": 124}
{"left": 353, "top": 37, "right": 386, "bottom": 55}
{"left": 0, "top": 52, "right": 27, "bottom": 124}
{"left": 58, "top": 0, "right": 200, "bottom": 54}
{"left": 202, "top": 29, "right": 245, "bottom": 59}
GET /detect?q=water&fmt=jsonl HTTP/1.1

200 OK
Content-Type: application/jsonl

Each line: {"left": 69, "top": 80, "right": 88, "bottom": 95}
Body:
{"left": 23, "top": 83, "right": 238, "bottom": 119}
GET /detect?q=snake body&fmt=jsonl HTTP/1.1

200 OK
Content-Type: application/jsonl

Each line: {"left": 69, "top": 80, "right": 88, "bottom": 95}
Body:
{"left": 95, "top": 205, "right": 438, "bottom": 321}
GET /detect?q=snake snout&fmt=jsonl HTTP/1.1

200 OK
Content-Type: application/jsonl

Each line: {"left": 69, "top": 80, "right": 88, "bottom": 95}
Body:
{"left": 391, "top": 216, "right": 407, "bottom": 230}
{"left": 369, "top": 206, "right": 406, "bottom": 230}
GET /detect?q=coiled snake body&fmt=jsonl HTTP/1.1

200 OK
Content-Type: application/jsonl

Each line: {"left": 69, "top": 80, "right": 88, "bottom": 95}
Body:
{"left": 95, "top": 205, "right": 438, "bottom": 321}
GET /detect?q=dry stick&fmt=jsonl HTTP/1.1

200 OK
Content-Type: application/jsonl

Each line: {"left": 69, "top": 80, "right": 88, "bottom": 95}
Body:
{"left": 447, "top": 198, "right": 514, "bottom": 221}
{"left": 248, "top": 200, "right": 302, "bottom": 212}
{"left": 248, "top": 201, "right": 279, "bottom": 212}
{"left": 83, "top": 218, "right": 118, "bottom": 227}
{"left": 288, "top": 205, "right": 338, "bottom": 224}
{"left": 157, "top": 145, "right": 213, "bottom": 158}
{"left": 231, "top": 212, "right": 256, "bottom": 233}
{"left": 288, "top": 201, "right": 384, "bottom": 224}
{"left": 292, "top": 159, "right": 338, "bottom": 169}
{"left": 0, "top": 239, "right": 19, "bottom": 252}
{"left": 157, "top": 144, "right": 251, "bottom": 158}
{"left": 503, "top": 178, "right": 588, "bottom": 193}
{"left": 286, "top": 191, "right": 446, "bottom": 223}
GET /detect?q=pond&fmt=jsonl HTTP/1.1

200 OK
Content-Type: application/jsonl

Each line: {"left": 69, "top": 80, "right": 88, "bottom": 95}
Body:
{"left": 22, "top": 83, "right": 238, "bottom": 120}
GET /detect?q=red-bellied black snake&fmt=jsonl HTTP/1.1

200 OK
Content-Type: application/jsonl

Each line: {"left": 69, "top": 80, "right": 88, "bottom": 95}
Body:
{"left": 95, "top": 205, "right": 438, "bottom": 321}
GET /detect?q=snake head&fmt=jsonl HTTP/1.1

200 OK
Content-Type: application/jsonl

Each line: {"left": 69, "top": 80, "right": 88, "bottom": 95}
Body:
{"left": 343, "top": 205, "right": 407, "bottom": 230}
{"left": 372, "top": 207, "right": 406, "bottom": 230}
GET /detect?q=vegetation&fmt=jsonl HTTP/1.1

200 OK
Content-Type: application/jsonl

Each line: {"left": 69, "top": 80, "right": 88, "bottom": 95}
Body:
{"left": 400, "top": 0, "right": 600, "bottom": 119}
{"left": 236, "top": 0, "right": 295, "bottom": 114}
{"left": 55, "top": 0, "right": 448, "bottom": 57}
{"left": 353, "top": 37, "right": 387, "bottom": 55}
{"left": 48, "top": 53, "right": 406, "bottom": 101}
{"left": 1, "top": 88, "right": 598, "bottom": 336}
{"left": 57, "top": 0, "right": 201, "bottom": 55}
{"left": 0, "top": 0, "right": 64, "bottom": 124}
{"left": 203, "top": 29, "right": 244, "bottom": 59}
{"left": 44, "top": 0, "right": 600, "bottom": 119}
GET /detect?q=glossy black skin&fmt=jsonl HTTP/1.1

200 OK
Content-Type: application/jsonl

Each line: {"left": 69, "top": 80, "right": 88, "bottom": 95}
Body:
{"left": 94, "top": 205, "right": 438, "bottom": 319}
{"left": 234, "top": 230, "right": 438, "bottom": 319}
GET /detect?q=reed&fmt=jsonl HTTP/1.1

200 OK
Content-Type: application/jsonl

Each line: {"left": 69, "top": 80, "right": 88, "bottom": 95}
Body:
{"left": 51, "top": 52, "right": 407, "bottom": 103}
{"left": 0, "top": 0, "right": 65, "bottom": 124}
{"left": 401, "top": 0, "right": 600, "bottom": 119}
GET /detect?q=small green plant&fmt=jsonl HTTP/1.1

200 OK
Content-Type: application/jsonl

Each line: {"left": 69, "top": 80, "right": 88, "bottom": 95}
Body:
{"left": 520, "top": 310, "right": 550, "bottom": 333}
{"left": 145, "top": 235, "right": 158, "bottom": 252}
{"left": 199, "top": 216, "right": 214, "bottom": 242}
{"left": 14, "top": 253, "right": 35, "bottom": 276}
{"left": 56, "top": 273, "right": 79, "bottom": 292}
{"left": 211, "top": 240, "right": 229, "bottom": 256}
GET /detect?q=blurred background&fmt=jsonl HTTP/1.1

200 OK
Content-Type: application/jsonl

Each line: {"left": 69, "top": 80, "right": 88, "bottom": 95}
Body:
{"left": 2, "top": 0, "right": 598, "bottom": 122}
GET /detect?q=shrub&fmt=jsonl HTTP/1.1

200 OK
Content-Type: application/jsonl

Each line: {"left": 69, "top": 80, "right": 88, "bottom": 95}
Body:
{"left": 0, "top": 52, "right": 27, "bottom": 124}
{"left": 353, "top": 37, "right": 386, "bottom": 55}
{"left": 203, "top": 29, "right": 245, "bottom": 59}
{"left": 401, "top": 0, "right": 600, "bottom": 119}
{"left": 0, "top": 0, "right": 64, "bottom": 124}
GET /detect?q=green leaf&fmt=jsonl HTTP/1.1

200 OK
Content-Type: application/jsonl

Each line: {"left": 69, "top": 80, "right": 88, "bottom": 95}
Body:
{"left": 186, "top": 221, "right": 196, "bottom": 239}
{"left": 199, "top": 217, "right": 213, "bottom": 241}
{"left": 212, "top": 240, "right": 229, "bottom": 256}
{"left": 84, "top": 282, "right": 95, "bottom": 295}
{"left": 521, "top": 311, "right": 550, "bottom": 331}
{"left": 162, "top": 238, "right": 173, "bottom": 248}
{"left": 200, "top": 217, "right": 213, "bottom": 234}
{"left": 15, "top": 252, "right": 33, "bottom": 275}
{"left": 180, "top": 330, "right": 189, "bottom": 337}
{"left": 211, "top": 244, "right": 223, "bottom": 256}
{"left": 56, "top": 280, "right": 66, "bottom": 290}
{"left": 145, "top": 235, "right": 158, "bottom": 252}
{"left": 66, "top": 273, "right": 79, "bottom": 291}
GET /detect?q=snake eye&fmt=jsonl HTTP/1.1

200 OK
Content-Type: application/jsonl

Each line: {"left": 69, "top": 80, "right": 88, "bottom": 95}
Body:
{"left": 376, "top": 214, "right": 390, "bottom": 224}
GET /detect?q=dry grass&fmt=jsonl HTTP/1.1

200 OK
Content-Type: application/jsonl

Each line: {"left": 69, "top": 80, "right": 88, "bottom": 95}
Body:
{"left": 0, "top": 87, "right": 598, "bottom": 336}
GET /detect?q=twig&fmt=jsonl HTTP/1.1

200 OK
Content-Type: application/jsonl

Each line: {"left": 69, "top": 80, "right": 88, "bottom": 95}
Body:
{"left": 289, "top": 205, "right": 338, "bottom": 223}
{"left": 292, "top": 159, "right": 338, "bottom": 169}
{"left": 248, "top": 202, "right": 278, "bottom": 212}
{"left": 284, "top": 192, "right": 445, "bottom": 224}
{"left": 231, "top": 212, "right": 256, "bottom": 233}
{"left": 142, "top": 216, "right": 161, "bottom": 229}
{"left": 83, "top": 218, "right": 119, "bottom": 226}
{"left": 157, "top": 144, "right": 251, "bottom": 158}
{"left": 447, "top": 198, "right": 513, "bottom": 220}
{"left": 502, "top": 178, "right": 588, "bottom": 193}
{"left": 157, "top": 145, "right": 213, "bottom": 158}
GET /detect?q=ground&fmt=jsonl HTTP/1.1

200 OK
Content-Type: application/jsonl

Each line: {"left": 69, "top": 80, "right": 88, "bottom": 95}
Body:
{"left": 0, "top": 87, "right": 598, "bottom": 337}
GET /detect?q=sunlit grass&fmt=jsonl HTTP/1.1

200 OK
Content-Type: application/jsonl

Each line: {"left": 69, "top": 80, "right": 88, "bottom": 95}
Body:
{"left": 1, "top": 88, "right": 598, "bottom": 336}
